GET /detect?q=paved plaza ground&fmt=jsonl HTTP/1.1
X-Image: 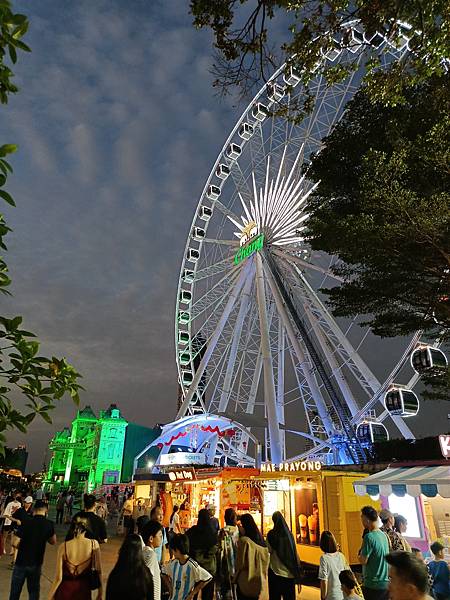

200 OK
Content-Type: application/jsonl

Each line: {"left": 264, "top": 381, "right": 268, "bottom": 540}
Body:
{"left": 0, "top": 506, "right": 320, "bottom": 600}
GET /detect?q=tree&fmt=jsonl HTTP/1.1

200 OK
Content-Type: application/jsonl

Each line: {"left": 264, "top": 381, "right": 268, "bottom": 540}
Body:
{"left": 190, "top": 0, "right": 449, "bottom": 112}
{"left": 305, "top": 74, "right": 449, "bottom": 397}
{"left": 0, "top": 1, "right": 82, "bottom": 451}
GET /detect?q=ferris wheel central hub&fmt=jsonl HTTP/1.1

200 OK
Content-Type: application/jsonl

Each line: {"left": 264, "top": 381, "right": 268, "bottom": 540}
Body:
{"left": 228, "top": 150, "right": 314, "bottom": 253}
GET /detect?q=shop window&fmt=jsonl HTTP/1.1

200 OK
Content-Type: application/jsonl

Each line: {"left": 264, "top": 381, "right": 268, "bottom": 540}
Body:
{"left": 388, "top": 494, "right": 421, "bottom": 538}
{"left": 294, "top": 483, "right": 320, "bottom": 545}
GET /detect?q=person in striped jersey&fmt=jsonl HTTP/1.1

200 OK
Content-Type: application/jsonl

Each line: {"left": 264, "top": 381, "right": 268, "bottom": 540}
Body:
{"left": 162, "top": 534, "right": 212, "bottom": 600}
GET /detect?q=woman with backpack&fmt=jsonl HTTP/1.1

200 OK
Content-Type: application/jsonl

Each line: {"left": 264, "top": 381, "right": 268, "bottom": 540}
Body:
{"left": 187, "top": 508, "right": 218, "bottom": 600}
{"left": 267, "top": 511, "right": 303, "bottom": 600}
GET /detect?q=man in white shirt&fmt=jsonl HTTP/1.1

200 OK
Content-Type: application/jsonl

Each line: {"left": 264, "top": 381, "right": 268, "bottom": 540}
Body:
{"left": 150, "top": 505, "right": 168, "bottom": 564}
{"left": 2, "top": 495, "right": 22, "bottom": 556}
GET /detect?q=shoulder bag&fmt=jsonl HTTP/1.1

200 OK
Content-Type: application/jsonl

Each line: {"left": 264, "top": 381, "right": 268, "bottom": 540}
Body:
{"left": 89, "top": 540, "right": 102, "bottom": 590}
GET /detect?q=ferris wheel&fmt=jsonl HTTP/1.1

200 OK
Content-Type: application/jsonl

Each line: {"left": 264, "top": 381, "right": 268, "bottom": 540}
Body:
{"left": 173, "top": 21, "right": 447, "bottom": 466}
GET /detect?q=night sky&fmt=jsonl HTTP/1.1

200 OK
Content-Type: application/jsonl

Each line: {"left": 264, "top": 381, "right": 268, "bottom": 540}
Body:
{"left": 3, "top": 1, "right": 448, "bottom": 471}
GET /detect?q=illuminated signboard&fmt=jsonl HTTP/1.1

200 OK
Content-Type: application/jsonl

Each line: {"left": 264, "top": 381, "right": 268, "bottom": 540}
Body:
{"left": 439, "top": 435, "right": 450, "bottom": 458}
{"left": 261, "top": 460, "right": 322, "bottom": 473}
{"left": 168, "top": 468, "right": 196, "bottom": 481}
{"left": 234, "top": 233, "right": 264, "bottom": 265}
{"left": 160, "top": 452, "right": 206, "bottom": 466}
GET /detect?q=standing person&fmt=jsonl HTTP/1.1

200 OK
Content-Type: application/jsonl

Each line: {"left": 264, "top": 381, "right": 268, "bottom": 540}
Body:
{"left": 169, "top": 505, "right": 182, "bottom": 535}
{"left": 74, "top": 494, "right": 107, "bottom": 543}
{"left": 65, "top": 492, "right": 73, "bottom": 521}
{"left": 142, "top": 520, "right": 164, "bottom": 600}
{"left": 162, "top": 533, "right": 212, "bottom": 600}
{"left": 234, "top": 513, "right": 269, "bottom": 600}
{"left": 267, "top": 511, "right": 303, "bottom": 600}
{"left": 207, "top": 504, "right": 219, "bottom": 533}
{"left": 8, "top": 499, "right": 56, "bottom": 600}
{"left": 121, "top": 493, "right": 135, "bottom": 536}
{"left": 358, "top": 506, "right": 389, "bottom": 600}
{"left": 428, "top": 541, "right": 450, "bottom": 600}
{"left": 219, "top": 508, "right": 240, "bottom": 600}
{"left": 55, "top": 493, "right": 66, "bottom": 526}
{"left": 379, "top": 509, "right": 405, "bottom": 551}
{"left": 386, "top": 551, "right": 432, "bottom": 600}
{"left": 137, "top": 515, "right": 151, "bottom": 547}
{"left": 187, "top": 508, "right": 218, "bottom": 600}
{"left": 318, "top": 531, "right": 346, "bottom": 600}
{"left": 394, "top": 514, "right": 412, "bottom": 553}
{"left": 2, "top": 493, "right": 22, "bottom": 558}
{"left": 9, "top": 495, "right": 34, "bottom": 566}
{"left": 338, "top": 570, "right": 363, "bottom": 600}
{"left": 150, "top": 505, "right": 168, "bottom": 565}
{"left": 48, "top": 514, "right": 102, "bottom": 600}
{"left": 168, "top": 505, "right": 181, "bottom": 559}
{"left": 411, "top": 548, "right": 434, "bottom": 591}
{"left": 106, "top": 534, "right": 153, "bottom": 600}
{"left": 95, "top": 495, "right": 108, "bottom": 521}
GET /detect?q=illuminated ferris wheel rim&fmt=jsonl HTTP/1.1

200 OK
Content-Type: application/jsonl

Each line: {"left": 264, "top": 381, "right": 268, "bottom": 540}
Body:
{"left": 172, "top": 19, "right": 443, "bottom": 464}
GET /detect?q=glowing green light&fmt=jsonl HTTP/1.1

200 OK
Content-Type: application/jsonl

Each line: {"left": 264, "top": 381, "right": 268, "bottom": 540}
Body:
{"left": 234, "top": 233, "right": 264, "bottom": 265}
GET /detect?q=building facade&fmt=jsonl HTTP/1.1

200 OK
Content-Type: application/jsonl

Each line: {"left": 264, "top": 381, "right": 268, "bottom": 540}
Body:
{"left": 44, "top": 404, "right": 159, "bottom": 493}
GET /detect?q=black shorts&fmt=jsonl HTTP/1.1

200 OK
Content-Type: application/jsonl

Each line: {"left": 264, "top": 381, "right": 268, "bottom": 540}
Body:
{"left": 2, "top": 524, "right": 13, "bottom": 532}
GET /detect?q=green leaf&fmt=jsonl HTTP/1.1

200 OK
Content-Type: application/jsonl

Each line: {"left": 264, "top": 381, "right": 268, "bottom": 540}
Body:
{"left": 0, "top": 189, "right": 15, "bottom": 207}
{"left": 12, "top": 39, "right": 31, "bottom": 52}
{"left": 39, "top": 412, "right": 52, "bottom": 424}
{"left": 0, "top": 144, "right": 17, "bottom": 157}
{"left": 8, "top": 44, "right": 16, "bottom": 64}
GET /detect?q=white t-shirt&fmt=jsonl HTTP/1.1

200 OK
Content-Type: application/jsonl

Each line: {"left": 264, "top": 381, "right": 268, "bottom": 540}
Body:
{"left": 3, "top": 500, "right": 21, "bottom": 526}
{"left": 162, "top": 558, "right": 212, "bottom": 600}
{"left": 318, "top": 552, "right": 347, "bottom": 600}
{"left": 169, "top": 512, "right": 181, "bottom": 533}
{"left": 143, "top": 545, "right": 161, "bottom": 600}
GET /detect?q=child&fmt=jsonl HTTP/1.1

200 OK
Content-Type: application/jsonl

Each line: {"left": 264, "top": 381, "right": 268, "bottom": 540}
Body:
{"left": 412, "top": 547, "right": 434, "bottom": 592}
{"left": 428, "top": 541, "right": 450, "bottom": 600}
{"left": 142, "top": 520, "right": 164, "bottom": 600}
{"left": 162, "top": 533, "right": 212, "bottom": 600}
{"left": 339, "top": 570, "right": 364, "bottom": 600}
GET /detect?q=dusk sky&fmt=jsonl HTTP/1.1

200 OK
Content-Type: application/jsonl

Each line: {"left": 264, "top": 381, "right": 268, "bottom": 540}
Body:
{"left": 3, "top": 2, "right": 448, "bottom": 471}
{"left": 3, "top": 0, "right": 242, "bottom": 469}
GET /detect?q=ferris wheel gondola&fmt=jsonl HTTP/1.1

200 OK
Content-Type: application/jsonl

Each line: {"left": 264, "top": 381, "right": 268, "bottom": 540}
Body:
{"left": 411, "top": 345, "right": 448, "bottom": 375}
{"left": 384, "top": 387, "right": 419, "bottom": 418}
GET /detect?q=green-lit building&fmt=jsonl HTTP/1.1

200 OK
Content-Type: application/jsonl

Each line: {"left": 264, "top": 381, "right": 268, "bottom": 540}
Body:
{"left": 44, "top": 404, "right": 160, "bottom": 493}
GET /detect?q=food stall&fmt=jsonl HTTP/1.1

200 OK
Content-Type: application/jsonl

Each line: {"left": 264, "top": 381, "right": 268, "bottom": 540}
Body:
{"left": 134, "top": 466, "right": 223, "bottom": 528}
{"left": 354, "top": 465, "right": 450, "bottom": 558}
{"left": 220, "top": 461, "right": 378, "bottom": 567}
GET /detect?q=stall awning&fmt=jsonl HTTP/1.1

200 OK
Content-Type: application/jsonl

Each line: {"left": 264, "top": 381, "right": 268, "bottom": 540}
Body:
{"left": 353, "top": 466, "right": 450, "bottom": 498}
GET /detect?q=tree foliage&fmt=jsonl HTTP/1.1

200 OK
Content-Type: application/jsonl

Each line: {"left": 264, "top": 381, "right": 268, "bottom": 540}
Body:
{"left": 190, "top": 0, "right": 449, "bottom": 112}
{"left": 0, "top": 2, "right": 82, "bottom": 451}
{"left": 305, "top": 75, "right": 449, "bottom": 398}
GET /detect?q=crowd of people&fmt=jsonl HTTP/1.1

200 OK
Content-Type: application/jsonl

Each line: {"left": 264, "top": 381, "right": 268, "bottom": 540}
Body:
{"left": 1, "top": 488, "right": 449, "bottom": 600}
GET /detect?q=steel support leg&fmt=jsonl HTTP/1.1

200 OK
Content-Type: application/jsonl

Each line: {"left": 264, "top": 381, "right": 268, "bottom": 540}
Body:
{"left": 255, "top": 253, "right": 283, "bottom": 463}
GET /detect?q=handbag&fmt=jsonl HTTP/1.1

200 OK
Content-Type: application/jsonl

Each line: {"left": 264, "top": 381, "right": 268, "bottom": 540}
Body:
{"left": 89, "top": 540, "right": 101, "bottom": 590}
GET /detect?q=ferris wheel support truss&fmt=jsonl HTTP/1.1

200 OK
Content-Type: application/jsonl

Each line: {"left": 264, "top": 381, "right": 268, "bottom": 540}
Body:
{"left": 255, "top": 253, "right": 283, "bottom": 463}
{"left": 285, "top": 260, "right": 417, "bottom": 440}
